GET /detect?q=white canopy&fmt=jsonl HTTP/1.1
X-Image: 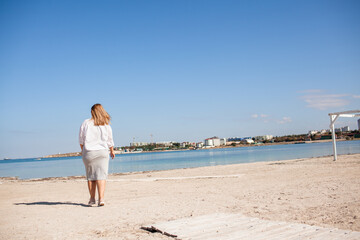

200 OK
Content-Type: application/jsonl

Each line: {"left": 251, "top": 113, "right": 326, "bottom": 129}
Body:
{"left": 328, "top": 110, "right": 360, "bottom": 161}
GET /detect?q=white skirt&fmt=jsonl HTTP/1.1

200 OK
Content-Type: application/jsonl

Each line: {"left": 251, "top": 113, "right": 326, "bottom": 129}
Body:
{"left": 82, "top": 149, "right": 109, "bottom": 180}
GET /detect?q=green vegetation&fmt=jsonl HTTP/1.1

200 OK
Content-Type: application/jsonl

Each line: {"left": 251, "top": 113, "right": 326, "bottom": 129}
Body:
{"left": 274, "top": 134, "right": 308, "bottom": 142}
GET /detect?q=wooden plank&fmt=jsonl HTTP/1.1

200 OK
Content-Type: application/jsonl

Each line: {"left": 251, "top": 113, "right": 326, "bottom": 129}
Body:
{"left": 142, "top": 213, "right": 360, "bottom": 240}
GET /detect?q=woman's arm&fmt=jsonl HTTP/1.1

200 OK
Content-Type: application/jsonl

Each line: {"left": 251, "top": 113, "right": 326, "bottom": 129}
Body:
{"left": 107, "top": 125, "right": 115, "bottom": 159}
{"left": 79, "top": 121, "right": 86, "bottom": 150}
{"left": 109, "top": 146, "right": 115, "bottom": 159}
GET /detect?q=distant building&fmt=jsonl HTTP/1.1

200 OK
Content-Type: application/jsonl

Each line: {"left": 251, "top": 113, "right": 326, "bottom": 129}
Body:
{"left": 131, "top": 141, "right": 175, "bottom": 147}
{"left": 196, "top": 142, "right": 204, "bottom": 148}
{"left": 155, "top": 141, "right": 174, "bottom": 147}
{"left": 254, "top": 135, "right": 273, "bottom": 141}
{"left": 130, "top": 142, "right": 148, "bottom": 147}
{"left": 320, "top": 129, "right": 330, "bottom": 134}
{"left": 220, "top": 138, "right": 227, "bottom": 145}
{"left": 205, "top": 136, "right": 221, "bottom": 147}
{"left": 227, "top": 137, "right": 242, "bottom": 142}
{"left": 241, "top": 139, "right": 254, "bottom": 144}
{"left": 335, "top": 128, "right": 342, "bottom": 133}
{"left": 213, "top": 138, "right": 221, "bottom": 146}
{"left": 333, "top": 126, "right": 350, "bottom": 133}
{"left": 227, "top": 137, "right": 252, "bottom": 142}
{"left": 308, "top": 130, "right": 319, "bottom": 135}
{"left": 309, "top": 129, "right": 329, "bottom": 135}
{"left": 205, "top": 138, "right": 214, "bottom": 147}
{"left": 180, "top": 142, "right": 195, "bottom": 148}
{"left": 341, "top": 126, "right": 350, "bottom": 132}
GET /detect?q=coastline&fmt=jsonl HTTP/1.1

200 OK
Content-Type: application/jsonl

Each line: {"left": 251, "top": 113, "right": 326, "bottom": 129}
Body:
{"left": 40, "top": 139, "right": 354, "bottom": 159}
{"left": 1, "top": 152, "right": 357, "bottom": 182}
{"left": 1, "top": 153, "right": 359, "bottom": 239}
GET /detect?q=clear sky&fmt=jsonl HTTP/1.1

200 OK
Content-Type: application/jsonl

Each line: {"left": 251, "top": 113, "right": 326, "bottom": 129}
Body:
{"left": 0, "top": 0, "right": 359, "bottom": 159}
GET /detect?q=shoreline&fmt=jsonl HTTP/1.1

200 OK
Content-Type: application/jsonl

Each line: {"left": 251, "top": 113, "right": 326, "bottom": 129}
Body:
{"left": 1, "top": 152, "right": 357, "bottom": 182}
{"left": 2, "top": 139, "right": 355, "bottom": 160}
{"left": 37, "top": 138, "right": 356, "bottom": 159}
{"left": 1, "top": 153, "right": 359, "bottom": 239}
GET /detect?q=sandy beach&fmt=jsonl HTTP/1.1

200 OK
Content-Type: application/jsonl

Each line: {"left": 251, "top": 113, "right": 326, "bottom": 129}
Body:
{"left": 1, "top": 154, "right": 359, "bottom": 239}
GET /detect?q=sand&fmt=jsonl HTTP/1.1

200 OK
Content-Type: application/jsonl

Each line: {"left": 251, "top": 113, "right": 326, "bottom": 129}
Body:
{"left": 0, "top": 154, "right": 359, "bottom": 239}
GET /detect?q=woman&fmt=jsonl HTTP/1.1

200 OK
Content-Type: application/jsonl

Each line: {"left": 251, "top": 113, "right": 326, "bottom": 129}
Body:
{"left": 79, "top": 104, "right": 115, "bottom": 207}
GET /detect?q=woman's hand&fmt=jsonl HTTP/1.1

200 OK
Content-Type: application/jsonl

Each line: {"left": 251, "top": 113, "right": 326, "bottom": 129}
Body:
{"left": 110, "top": 147, "right": 115, "bottom": 159}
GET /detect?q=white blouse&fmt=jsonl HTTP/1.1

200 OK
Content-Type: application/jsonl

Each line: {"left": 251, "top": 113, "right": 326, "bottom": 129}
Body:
{"left": 79, "top": 119, "right": 114, "bottom": 151}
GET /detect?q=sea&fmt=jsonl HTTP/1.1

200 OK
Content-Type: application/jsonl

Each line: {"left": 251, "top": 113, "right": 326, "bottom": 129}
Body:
{"left": 1, "top": 140, "right": 359, "bottom": 180}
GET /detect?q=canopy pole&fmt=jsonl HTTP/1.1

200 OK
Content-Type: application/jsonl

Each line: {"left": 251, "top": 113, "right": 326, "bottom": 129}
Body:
{"left": 330, "top": 114, "right": 339, "bottom": 161}
{"left": 328, "top": 110, "right": 360, "bottom": 162}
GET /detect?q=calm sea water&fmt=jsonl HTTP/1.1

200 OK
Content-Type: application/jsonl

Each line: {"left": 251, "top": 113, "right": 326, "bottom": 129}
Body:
{"left": 1, "top": 140, "right": 359, "bottom": 179}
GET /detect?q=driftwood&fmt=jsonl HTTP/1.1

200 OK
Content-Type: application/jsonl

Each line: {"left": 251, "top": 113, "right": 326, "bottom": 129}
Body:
{"left": 140, "top": 226, "right": 178, "bottom": 239}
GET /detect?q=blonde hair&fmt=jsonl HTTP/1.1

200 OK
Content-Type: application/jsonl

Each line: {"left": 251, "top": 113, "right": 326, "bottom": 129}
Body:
{"left": 91, "top": 104, "right": 111, "bottom": 126}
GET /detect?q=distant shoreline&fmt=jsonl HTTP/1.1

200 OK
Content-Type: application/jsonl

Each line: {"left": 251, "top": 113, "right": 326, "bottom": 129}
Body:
{"left": 39, "top": 139, "right": 355, "bottom": 159}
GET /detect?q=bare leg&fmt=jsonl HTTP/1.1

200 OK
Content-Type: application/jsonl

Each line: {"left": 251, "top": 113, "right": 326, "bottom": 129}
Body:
{"left": 87, "top": 180, "right": 96, "bottom": 201}
{"left": 96, "top": 180, "right": 106, "bottom": 202}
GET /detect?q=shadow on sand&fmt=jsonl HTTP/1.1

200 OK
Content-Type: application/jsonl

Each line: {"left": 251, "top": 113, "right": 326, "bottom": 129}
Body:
{"left": 14, "top": 201, "right": 90, "bottom": 207}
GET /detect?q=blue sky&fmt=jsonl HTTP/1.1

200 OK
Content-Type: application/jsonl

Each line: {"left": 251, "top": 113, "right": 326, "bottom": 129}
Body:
{"left": 0, "top": 0, "right": 359, "bottom": 159}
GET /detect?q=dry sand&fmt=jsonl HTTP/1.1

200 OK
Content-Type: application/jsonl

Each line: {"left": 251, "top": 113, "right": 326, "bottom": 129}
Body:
{"left": 0, "top": 154, "right": 359, "bottom": 239}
